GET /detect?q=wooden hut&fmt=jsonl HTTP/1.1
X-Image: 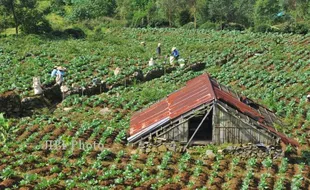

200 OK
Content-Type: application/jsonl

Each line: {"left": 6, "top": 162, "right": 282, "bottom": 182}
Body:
{"left": 128, "top": 73, "right": 298, "bottom": 149}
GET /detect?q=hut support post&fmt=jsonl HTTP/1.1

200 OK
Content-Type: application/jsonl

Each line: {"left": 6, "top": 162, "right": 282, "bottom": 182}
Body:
{"left": 183, "top": 107, "right": 212, "bottom": 151}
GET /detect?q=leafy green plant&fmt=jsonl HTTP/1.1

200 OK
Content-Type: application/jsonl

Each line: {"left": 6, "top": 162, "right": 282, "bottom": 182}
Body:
{"left": 258, "top": 173, "right": 271, "bottom": 190}
{"left": 20, "top": 173, "right": 38, "bottom": 186}
{"left": 0, "top": 113, "right": 11, "bottom": 143}
{"left": 0, "top": 166, "right": 16, "bottom": 179}
{"left": 262, "top": 157, "right": 273, "bottom": 170}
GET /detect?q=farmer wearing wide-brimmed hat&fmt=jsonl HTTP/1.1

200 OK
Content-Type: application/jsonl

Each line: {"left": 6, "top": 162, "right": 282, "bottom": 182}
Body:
{"left": 55, "top": 66, "right": 67, "bottom": 86}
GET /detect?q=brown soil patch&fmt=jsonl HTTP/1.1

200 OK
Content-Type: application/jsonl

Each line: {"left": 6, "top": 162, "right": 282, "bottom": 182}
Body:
{"left": 99, "top": 180, "right": 113, "bottom": 186}
{"left": 70, "top": 149, "right": 82, "bottom": 158}
{"left": 121, "top": 156, "right": 130, "bottom": 163}
{"left": 153, "top": 157, "right": 161, "bottom": 165}
{"left": 52, "top": 127, "right": 66, "bottom": 137}
{"left": 134, "top": 187, "right": 148, "bottom": 190}
{"left": 236, "top": 161, "right": 246, "bottom": 171}
{"left": 51, "top": 150, "right": 64, "bottom": 157}
{"left": 15, "top": 125, "right": 28, "bottom": 136}
{"left": 88, "top": 150, "right": 101, "bottom": 158}
{"left": 286, "top": 164, "right": 295, "bottom": 177}
{"left": 78, "top": 129, "right": 93, "bottom": 141}
{"left": 229, "top": 178, "right": 242, "bottom": 189}
{"left": 43, "top": 125, "right": 56, "bottom": 133}
{"left": 0, "top": 91, "right": 16, "bottom": 98}
{"left": 145, "top": 168, "right": 157, "bottom": 175}
{"left": 161, "top": 183, "right": 181, "bottom": 190}
{"left": 19, "top": 185, "right": 35, "bottom": 190}
{"left": 220, "top": 160, "right": 229, "bottom": 171}
{"left": 138, "top": 153, "right": 148, "bottom": 163}
{"left": 141, "top": 179, "right": 157, "bottom": 189}
{"left": 17, "top": 131, "right": 31, "bottom": 141}
{"left": 180, "top": 172, "right": 190, "bottom": 183}
{"left": 0, "top": 164, "right": 7, "bottom": 171}
{"left": 65, "top": 127, "right": 78, "bottom": 136}
{"left": 194, "top": 173, "right": 208, "bottom": 187}
{"left": 29, "top": 125, "right": 40, "bottom": 133}
{"left": 266, "top": 176, "right": 275, "bottom": 190}
{"left": 29, "top": 166, "right": 51, "bottom": 175}
{"left": 0, "top": 178, "right": 18, "bottom": 188}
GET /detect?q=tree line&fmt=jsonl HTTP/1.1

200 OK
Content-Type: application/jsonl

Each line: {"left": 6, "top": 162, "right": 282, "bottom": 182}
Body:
{"left": 1, "top": 0, "right": 310, "bottom": 35}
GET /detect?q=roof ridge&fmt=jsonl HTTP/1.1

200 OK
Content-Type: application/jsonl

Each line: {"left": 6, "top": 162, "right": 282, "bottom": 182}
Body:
{"left": 205, "top": 73, "right": 217, "bottom": 101}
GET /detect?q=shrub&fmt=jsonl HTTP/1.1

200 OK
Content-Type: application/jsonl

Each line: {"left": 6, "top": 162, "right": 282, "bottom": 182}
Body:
{"left": 88, "top": 27, "right": 104, "bottom": 41}
{"left": 274, "top": 22, "right": 308, "bottom": 35}
{"left": 179, "top": 9, "right": 191, "bottom": 26}
{"left": 148, "top": 18, "right": 170, "bottom": 28}
{"left": 64, "top": 27, "right": 86, "bottom": 39}
{"left": 255, "top": 24, "right": 274, "bottom": 33}
{"left": 199, "top": 21, "right": 219, "bottom": 30}
{"left": 20, "top": 11, "right": 52, "bottom": 34}
{"left": 224, "top": 23, "right": 245, "bottom": 31}
{"left": 68, "top": 0, "right": 116, "bottom": 20}
{"left": 182, "top": 22, "right": 196, "bottom": 29}
{"left": 294, "top": 23, "right": 309, "bottom": 34}
{"left": 49, "top": 30, "right": 66, "bottom": 38}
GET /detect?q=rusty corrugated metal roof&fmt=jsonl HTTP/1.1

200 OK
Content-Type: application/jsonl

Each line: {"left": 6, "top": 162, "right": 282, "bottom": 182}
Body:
{"left": 130, "top": 100, "right": 169, "bottom": 135}
{"left": 214, "top": 87, "right": 265, "bottom": 122}
{"left": 259, "top": 123, "right": 299, "bottom": 147}
{"left": 129, "top": 73, "right": 298, "bottom": 146}
{"left": 129, "top": 74, "right": 215, "bottom": 136}
{"left": 168, "top": 74, "right": 215, "bottom": 119}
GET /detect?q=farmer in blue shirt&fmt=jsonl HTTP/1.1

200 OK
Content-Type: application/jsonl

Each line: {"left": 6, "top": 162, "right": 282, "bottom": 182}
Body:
{"left": 171, "top": 47, "right": 179, "bottom": 60}
{"left": 51, "top": 66, "right": 58, "bottom": 77}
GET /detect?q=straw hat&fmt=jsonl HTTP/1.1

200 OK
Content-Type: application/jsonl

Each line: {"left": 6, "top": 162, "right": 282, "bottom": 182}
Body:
{"left": 171, "top": 47, "right": 176, "bottom": 51}
{"left": 57, "top": 66, "right": 66, "bottom": 71}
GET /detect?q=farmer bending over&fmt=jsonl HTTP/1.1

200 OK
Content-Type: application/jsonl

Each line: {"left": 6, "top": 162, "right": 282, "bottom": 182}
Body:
{"left": 171, "top": 47, "right": 179, "bottom": 60}
{"left": 56, "top": 66, "right": 66, "bottom": 86}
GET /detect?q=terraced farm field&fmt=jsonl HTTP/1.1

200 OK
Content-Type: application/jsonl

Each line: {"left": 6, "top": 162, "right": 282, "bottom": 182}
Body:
{"left": 0, "top": 28, "right": 309, "bottom": 189}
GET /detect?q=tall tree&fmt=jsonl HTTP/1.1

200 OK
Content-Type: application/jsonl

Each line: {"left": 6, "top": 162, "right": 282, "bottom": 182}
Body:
{"left": 157, "top": 0, "right": 180, "bottom": 27}
{"left": 233, "top": 0, "right": 255, "bottom": 27}
{"left": 0, "top": 0, "right": 18, "bottom": 34}
{"left": 290, "top": 0, "right": 310, "bottom": 21}
{"left": 208, "top": 0, "right": 235, "bottom": 23}
{"left": 254, "top": 0, "right": 281, "bottom": 25}
{"left": 186, "top": 0, "right": 207, "bottom": 28}
{"left": 0, "top": 0, "right": 51, "bottom": 34}
{"left": 116, "top": 0, "right": 133, "bottom": 20}
{"left": 188, "top": 0, "right": 197, "bottom": 28}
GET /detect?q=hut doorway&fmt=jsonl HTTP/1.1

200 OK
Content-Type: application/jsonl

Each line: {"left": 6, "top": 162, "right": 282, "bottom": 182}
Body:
{"left": 188, "top": 110, "right": 213, "bottom": 144}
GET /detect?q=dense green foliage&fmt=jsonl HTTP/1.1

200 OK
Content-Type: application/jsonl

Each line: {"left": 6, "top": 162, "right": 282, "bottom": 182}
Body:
{"left": 0, "top": 0, "right": 51, "bottom": 34}
{"left": 1, "top": 0, "right": 310, "bottom": 34}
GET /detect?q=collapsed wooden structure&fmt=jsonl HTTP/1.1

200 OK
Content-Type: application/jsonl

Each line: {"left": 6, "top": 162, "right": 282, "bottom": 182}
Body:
{"left": 128, "top": 73, "right": 298, "bottom": 149}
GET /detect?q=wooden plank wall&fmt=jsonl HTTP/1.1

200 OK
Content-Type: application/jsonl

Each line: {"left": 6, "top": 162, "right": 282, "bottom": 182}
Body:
{"left": 163, "top": 118, "right": 188, "bottom": 143}
{"left": 213, "top": 105, "right": 277, "bottom": 145}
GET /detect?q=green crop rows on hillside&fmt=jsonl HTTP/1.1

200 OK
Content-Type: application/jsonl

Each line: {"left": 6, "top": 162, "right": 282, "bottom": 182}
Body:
{"left": 0, "top": 28, "right": 309, "bottom": 189}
